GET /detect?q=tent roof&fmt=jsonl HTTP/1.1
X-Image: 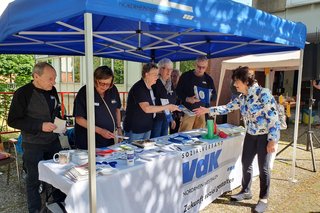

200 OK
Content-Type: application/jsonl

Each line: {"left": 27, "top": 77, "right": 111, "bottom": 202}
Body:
{"left": 0, "top": 0, "right": 306, "bottom": 62}
{"left": 221, "top": 50, "right": 301, "bottom": 70}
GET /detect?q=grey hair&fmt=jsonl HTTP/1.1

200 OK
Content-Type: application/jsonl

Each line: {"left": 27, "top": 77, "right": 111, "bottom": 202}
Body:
{"left": 196, "top": 55, "right": 208, "bottom": 63}
{"left": 158, "top": 58, "right": 173, "bottom": 69}
{"left": 32, "top": 62, "right": 55, "bottom": 77}
{"left": 172, "top": 68, "right": 181, "bottom": 76}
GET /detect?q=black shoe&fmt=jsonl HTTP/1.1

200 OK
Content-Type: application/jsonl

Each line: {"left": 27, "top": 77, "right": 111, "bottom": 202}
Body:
{"left": 230, "top": 192, "right": 253, "bottom": 201}
{"left": 254, "top": 200, "right": 268, "bottom": 213}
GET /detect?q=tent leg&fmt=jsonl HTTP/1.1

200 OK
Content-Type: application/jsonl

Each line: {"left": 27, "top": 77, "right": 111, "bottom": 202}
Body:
{"left": 307, "top": 130, "right": 317, "bottom": 172}
{"left": 287, "top": 80, "right": 320, "bottom": 172}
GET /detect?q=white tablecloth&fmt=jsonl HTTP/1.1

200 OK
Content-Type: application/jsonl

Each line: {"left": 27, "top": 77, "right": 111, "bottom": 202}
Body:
{"left": 39, "top": 131, "right": 250, "bottom": 213}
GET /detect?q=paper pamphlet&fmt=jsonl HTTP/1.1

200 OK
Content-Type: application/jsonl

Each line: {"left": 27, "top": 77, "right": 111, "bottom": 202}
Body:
{"left": 194, "top": 85, "right": 213, "bottom": 104}
{"left": 53, "top": 117, "right": 66, "bottom": 134}
{"left": 160, "top": 98, "right": 173, "bottom": 122}
{"left": 178, "top": 105, "right": 195, "bottom": 116}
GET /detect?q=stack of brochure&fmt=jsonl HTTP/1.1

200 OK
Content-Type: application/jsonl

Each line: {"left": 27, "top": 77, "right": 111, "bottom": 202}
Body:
{"left": 132, "top": 139, "right": 155, "bottom": 148}
{"left": 65, "top": 164, "right": 89, "bottom": 182}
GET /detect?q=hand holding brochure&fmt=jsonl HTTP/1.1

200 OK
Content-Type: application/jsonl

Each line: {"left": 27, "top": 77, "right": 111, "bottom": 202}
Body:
{"left": 53, "top": 117, "right": 66, "bottom": 134}
{"left": 178, "top": 105, "right": 195, "bottom": 116}
{"left": 160, "top": 98, "right": 173, "bottom": 122}
{"left": 194, "top": 86, "right": 213, "bottom": 104}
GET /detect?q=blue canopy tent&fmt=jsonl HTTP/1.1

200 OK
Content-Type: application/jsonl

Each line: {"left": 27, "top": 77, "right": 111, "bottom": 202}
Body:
{"left": 0, "top": 0, "right": 306, "bottom": 61}
{"left": 0, "top": 0, "right": 306, "bottom": 211}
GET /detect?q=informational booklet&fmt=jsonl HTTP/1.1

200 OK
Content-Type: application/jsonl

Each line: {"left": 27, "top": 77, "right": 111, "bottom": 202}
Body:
{"left": 53, "top": 117, "right": 66, "bottom": 134}
{"left": 132, "top": 139, "right": 156, "bottom": 148}
{"left": 178, "top": 105, "right": 195, "bottom": 116}
{"left": 194, "top": 85, "right": 213, "bottom": 104}
{"left": 160, "top": 98, "right": 173, "bottom": 122}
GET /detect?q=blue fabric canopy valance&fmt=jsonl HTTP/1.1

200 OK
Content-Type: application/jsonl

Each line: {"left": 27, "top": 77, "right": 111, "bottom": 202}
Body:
{"left": 0, "top": 0, "right": 306, "bottom": 62}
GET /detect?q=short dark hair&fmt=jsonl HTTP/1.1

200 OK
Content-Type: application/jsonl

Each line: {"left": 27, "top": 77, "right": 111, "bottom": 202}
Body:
{"left": 141, "top": 63, "right": 158, "bottom": 78}
{"left": 94, "top": 66, "right": 114, "bottom": 84}
{"left": 196, "top": 55, "right": 208, "bottom": 63}
{"left": 232, "top": 66, "right": 255, "bottom": 86}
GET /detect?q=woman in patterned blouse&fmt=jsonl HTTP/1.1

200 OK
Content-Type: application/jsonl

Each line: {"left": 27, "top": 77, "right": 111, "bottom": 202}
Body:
{"left": 194, "top": 66, "right": 280, "bottom": 213}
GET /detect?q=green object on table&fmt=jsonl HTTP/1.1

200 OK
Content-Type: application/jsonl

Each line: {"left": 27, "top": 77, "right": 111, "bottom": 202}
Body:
{"left": 201, "top": 134, "right": 219, "bottom": 140}
{"left": 202, "top": 120, "right": 219, "bottom": 139}
{"left": 119, "top": 145, "right": 132, "bottom": 151}
{"left": 207, "top": 119, "right": 214, "bottom": 139}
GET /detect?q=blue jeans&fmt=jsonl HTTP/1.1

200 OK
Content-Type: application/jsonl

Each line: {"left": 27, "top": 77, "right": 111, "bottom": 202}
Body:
{"left": 151, "top": 118, "right": 169, "bottom": 138}
{"left": 125, "top": 130, "right": 151, "bottom": 143}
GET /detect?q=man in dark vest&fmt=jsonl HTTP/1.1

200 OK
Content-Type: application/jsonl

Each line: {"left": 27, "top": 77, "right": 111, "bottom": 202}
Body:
{"left": 8, "top": 62, "right": 64, "bottom": 213}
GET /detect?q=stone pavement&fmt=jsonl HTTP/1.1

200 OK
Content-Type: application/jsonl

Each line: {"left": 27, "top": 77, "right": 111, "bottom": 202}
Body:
{"left": 201, "top": 124, "right": 320, "bottom": 213}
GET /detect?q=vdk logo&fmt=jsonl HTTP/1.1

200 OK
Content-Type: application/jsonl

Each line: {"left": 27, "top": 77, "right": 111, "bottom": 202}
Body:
{"left": 182, "top": 149, "right": 222, "bottom": 184}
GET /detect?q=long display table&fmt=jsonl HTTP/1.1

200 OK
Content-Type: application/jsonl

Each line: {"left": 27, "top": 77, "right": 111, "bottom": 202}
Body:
{"left": 39, "top": 129, "right": 247, "bottom": 213}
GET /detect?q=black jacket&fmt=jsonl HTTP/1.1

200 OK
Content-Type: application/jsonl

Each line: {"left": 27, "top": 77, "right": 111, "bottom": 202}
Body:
{"left": 8, "top": 82, "right": 61, "bottom": 145}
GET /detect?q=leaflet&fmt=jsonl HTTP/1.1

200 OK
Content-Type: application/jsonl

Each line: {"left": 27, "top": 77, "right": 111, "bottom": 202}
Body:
{"left": 53, "top": 117, "right": 66, "bottom": 134}
{"left": 178, "top": 105, "right": 195, "bottom": 116}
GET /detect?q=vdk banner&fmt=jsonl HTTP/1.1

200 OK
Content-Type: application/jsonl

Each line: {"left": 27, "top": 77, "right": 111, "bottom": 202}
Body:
{"left": 179, "top": 135, "right": 245, "bottom": 213}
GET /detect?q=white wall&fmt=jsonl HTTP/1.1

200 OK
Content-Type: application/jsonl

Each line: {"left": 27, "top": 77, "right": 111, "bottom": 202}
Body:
{"left": 273, "top": 2, "right": 320, "bottom": 34}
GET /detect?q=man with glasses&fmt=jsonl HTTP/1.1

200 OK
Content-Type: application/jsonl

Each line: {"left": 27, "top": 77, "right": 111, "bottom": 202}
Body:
{"left": 176, "top": 56, "right": 216, "bottom": 131}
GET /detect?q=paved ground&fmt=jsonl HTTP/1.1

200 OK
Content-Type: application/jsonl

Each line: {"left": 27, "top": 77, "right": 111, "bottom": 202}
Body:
{"left": 201, "top": 123, "right": 320, "bottom": 213}
{"left": 1, "top": 123, "right": 320, "bottom": 213}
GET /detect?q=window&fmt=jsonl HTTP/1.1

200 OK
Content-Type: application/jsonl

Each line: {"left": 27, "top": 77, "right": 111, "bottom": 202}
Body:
{"left": 60, "top": 56, "right": 80, "bottom": 83}
{"left": 96, "top": 57, "right": 124, "bottom": 84}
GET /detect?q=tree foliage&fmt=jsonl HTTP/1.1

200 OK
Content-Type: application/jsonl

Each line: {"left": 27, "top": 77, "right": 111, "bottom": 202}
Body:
{"left": 0, "top": 54, "right": 35, "bottom": 91}
{"left": 180, "top": 60, "right": 195, "bottom": 73}
{"left": 100, "top": 57, "right": 124, "bottom": 84}
{"left": 0, "top": 54, "right": 35, "bottom": 129}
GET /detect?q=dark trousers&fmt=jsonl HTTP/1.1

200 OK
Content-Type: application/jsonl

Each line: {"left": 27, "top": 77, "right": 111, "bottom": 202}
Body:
{"left": 241, "top": 133, "right": 271, "bottom": 199}
{"left": 22, "top": 140, "right": 62, "bottom": 213}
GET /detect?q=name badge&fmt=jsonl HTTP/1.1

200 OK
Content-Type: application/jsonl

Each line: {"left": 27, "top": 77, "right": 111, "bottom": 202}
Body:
{"left": 50, "top": 95, "right": 55, "bottom": 100}
{"left": 111, "top": 99, "right": 117, "bottom": 104}
{"left": 94, "top": 102, "right": 100, "bottom": 106}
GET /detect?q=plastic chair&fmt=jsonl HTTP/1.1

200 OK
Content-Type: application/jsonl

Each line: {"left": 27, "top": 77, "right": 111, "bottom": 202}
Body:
{"left": 0, "top": 137, "right": 20, "bottom": 185}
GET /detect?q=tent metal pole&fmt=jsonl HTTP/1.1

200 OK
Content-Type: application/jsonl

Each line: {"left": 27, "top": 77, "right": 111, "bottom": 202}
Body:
{"left": 84, "top": 12, "right": 97, "bottom": 213}
{"left": 290, "top": 49, "right": 304, "bottom": 183}
{"left": 216, "top": 65, "right": 226, "bottom": 106}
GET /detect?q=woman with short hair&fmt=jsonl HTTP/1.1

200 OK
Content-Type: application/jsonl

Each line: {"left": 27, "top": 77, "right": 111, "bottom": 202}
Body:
{"left": 194, "top": 66, "right": 280, "bottom": 213}
{"left": 123, "top": 63, "right": 179, "bottom": 142}
{"left": 74, "top": 66, "right": 122, "bottom": 149}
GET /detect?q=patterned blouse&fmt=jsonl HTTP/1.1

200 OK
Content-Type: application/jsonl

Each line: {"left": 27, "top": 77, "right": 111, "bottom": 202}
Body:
{"left": 209, "top": 83, "right": 280, "bottom": 142}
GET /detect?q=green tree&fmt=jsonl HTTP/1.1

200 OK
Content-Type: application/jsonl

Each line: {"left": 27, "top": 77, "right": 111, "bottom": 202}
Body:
{"left": 0, "top": 54, "right": 34, "bottom": 131}
{"left": 0, "top": 54, "right": 35, "bottom": 91}
{"left": 101, "top": 58, "right": 124, "bottom": 84}
{"left": 180, "top": 60, "right": 194, "bottom": 73}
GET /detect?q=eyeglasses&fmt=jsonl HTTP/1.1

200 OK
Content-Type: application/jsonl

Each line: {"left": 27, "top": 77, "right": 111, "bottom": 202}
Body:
{"left": 97, "top": 80, "right": 112, "bottom": 87}
{"left": 96, "top": 161, "right": 117, "bottom": 168}
{"left": 196, "top": 64, "right": 207, "bottom": 70}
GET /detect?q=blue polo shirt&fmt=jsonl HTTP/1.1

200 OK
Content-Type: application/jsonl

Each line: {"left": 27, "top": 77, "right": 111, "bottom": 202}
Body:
{"left": 123, "top": 79, "right": 155, "bottom": 133}
{"left": 73, "top": 85, "right": 121, "bottom": 149}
